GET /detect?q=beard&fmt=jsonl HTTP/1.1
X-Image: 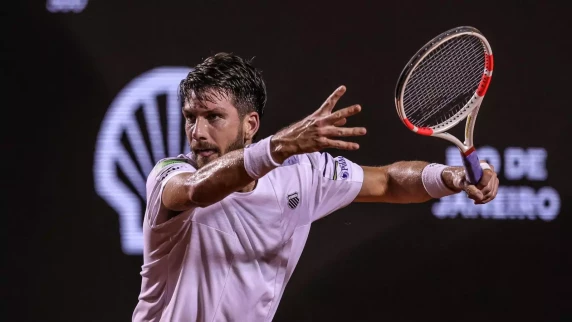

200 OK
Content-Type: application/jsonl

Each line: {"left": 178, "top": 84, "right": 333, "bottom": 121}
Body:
{"left": 194, "top": 129, "right": 245, "bottom": 169}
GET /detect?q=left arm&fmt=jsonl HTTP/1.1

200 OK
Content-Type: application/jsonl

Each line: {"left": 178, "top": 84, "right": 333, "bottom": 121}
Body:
{"left": 354, "top": 161, "right": 432, "bottom": 203}
{"left": 354, "top": 161, "right": 499, "bottom": 204}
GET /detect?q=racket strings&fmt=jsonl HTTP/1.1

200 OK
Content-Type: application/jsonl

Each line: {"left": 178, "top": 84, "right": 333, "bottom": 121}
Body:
{"left": 403, "top": 35, "right": 485, "bottom": 128}
{"left": 406, "top": 39, "right": 483, "bottom": 126}
{"left": 406, "top": 38, "right": 483, "bottom": 114}
{"left": 405, "top": 40, "right": 481, "bottom": 97}
{"left": 408, "top": 51, "right": 478, "bottom": 119}
{"left": 407, "top": 40, "right": 483, "bottom": 124}
{"left": 413, "top": 48, "right": 483, "bottom": 125}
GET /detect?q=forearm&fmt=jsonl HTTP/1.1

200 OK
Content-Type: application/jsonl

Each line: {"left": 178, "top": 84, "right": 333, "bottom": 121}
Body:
{"left": 185, "top": 149, "right": 254, "bottom": 207}
{"left": 384, "top": 161, "right": 433, "bottom": 203}
{"left": 357, "top": 161, "right": 462, "bottom": 204}
{"left": 386, "top": 161, "right": 468, "bottom": 203}
{"left": 184, "top": 136, "right": 282, "bottom": 208}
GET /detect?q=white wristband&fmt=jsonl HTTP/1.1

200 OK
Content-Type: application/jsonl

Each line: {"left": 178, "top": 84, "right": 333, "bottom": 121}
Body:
{"left": 421, "top": 163, "right": 457, "bottom": 199}
{"left": 243, "top": 136, "right": 281, "bottom": 179}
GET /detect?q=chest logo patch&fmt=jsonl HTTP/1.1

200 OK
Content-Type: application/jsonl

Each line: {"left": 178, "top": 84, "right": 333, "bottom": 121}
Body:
{"left": 287, "top": 192, "right": 300, "bottom": 209}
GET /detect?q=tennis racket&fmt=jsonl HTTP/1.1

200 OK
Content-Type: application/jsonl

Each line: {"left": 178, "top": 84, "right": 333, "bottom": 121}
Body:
{"left": 395, "top": 26, "right": 493, "bottom": 185}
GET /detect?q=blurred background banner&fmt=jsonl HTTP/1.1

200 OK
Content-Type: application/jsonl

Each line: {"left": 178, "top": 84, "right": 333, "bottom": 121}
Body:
{"left": 4, "top": 1, "right": 571, "bottom": 321}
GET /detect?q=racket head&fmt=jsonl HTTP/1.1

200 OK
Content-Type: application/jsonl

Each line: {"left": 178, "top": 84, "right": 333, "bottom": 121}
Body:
{"left": 394, "top": 26, "right": 493, "bottom": 138}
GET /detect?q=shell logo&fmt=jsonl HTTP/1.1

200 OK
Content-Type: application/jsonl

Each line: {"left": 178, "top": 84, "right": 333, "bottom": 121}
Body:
{"left": 94, "top": 67, "right": 191, "bottom": 254}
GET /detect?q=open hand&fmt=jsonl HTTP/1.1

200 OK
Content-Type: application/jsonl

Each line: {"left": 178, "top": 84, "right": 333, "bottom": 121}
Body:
{"left": 270, "top": 86, "right": 367, "bottom": 163}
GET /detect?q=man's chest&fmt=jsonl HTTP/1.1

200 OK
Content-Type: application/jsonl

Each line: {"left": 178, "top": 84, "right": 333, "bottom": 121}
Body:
{"left": 190, "top": 178, "right": 310, "bottom": 254}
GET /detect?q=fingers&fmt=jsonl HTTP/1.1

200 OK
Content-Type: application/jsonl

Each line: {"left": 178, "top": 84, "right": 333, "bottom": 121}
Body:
{"left": 477, "top": 161, "right": 495, "bottom": 188}
{"left": 480, "top": 175, "right": 499, "bottom": 204}
{"left": 317, "top": 86, "right": 346, "bottom": 114}
{"left": 323, "top": 104, "right": 362, "bottom": 124}
{"left": 464, "top": 185, "right": 484, "bottom": 202}
{"left": 319, "top": 137, "right": 360, "bottom": 150}
{"left": 333, "top": 118, "right": 347, "bottom": 127}
{"left": 320, "top": 126, "right": 367, "bottom": 138}
{"left": 466, "top": 168, "right": 499, "bottom": 204}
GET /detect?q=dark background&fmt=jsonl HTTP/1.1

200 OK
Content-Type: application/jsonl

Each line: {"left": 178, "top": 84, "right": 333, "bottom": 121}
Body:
{"left": 4, "top": 1, "right": 571, "bottom": 321}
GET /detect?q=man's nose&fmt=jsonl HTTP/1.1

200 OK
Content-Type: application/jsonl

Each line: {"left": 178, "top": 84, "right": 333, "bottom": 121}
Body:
{"left": 192, "top": 117, "right": 208, "bottom": 141}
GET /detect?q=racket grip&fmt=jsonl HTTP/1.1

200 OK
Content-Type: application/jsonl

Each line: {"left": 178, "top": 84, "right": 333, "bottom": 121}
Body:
{"left": 462, "top": 150, "right": 483, "bottom": 185}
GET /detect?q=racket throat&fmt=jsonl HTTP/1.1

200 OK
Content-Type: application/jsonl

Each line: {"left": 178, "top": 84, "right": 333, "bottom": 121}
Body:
{"left": 463, "top": 105, "right": 481, "bottom": 148}
{"left": 432, "top": 132, "right": 466, "bottom": 151}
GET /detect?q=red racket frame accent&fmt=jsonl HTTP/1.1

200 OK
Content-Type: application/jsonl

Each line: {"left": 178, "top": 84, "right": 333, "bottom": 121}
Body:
{"left": 462, "top": 146, "right": 476, "bottom": 157}
{"left": 402, "top": 118, "right": 434, "bottom": 136}
{"left": 485, "top": 53, "right": 494, "bottom": 72}
{"left": 477, "top": 75, "right": 491, "bottom": 97}
{"left": 477, "top": 54, "right": 494, "bottom": 97}
{"left": 417, "top": 127, "right": 434, "bottom": 136}
{"left": 403, "top": 117, "right": 415, "bottom": 130}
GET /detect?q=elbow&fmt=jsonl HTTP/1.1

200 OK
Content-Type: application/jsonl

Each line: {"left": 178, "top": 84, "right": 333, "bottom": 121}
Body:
{"left": 185, "top": 182, "right": 214, "bottom": 208}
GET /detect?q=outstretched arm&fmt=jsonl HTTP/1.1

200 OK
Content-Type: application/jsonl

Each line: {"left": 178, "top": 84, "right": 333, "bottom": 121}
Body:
{"left": 354, "top": 161, "right": 499, "bottom": 204}
{"left": 162, "top": 149, "right": 254, "bottom": 210}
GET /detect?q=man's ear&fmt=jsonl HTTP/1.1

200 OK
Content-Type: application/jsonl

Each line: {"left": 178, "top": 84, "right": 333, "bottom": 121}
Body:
{"left": 243, "top": 111, "right": 260, "bottom": 142}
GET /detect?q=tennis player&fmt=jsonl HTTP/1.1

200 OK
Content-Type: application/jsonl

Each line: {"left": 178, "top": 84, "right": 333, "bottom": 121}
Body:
{"left": 132, "top": 53, "right": 499, "bottom": 321}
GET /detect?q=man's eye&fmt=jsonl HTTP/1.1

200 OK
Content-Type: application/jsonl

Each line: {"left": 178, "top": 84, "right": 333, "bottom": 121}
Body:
{"left": 186, "top": 116, "right": 196, "bottom": 124}
{"left": 207, "top": 114, "right": 221, "bottom": 121}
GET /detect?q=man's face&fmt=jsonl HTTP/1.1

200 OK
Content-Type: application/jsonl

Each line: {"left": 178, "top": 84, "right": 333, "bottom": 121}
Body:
{"left": 183, "top": 90, "right": 245, "bottom": 168}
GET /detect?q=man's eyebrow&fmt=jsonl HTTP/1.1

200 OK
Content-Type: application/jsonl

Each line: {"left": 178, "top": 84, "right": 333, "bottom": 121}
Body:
{"left": 209, "top": 107, "right": 227, "bottom": 114}
{"left": 182, "top": 106, "right": 227, "bottom": 114}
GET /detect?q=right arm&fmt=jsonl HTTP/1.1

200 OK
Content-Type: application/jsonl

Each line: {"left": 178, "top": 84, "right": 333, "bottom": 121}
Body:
{"left": 162, "top": 149, "right": 253, "bottom": 211}
{"left": 162, "top": 85, "right": 367, "bottom": 213}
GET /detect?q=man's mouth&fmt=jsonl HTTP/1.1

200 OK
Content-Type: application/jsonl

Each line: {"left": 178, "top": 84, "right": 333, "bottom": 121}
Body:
{"left": 196, "top": 149, "right": 217, "bottom": 157}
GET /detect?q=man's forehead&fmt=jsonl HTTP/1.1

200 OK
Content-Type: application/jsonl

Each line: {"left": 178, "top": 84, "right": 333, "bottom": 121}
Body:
{"left": 183, "top": 90, "right": 234, "bottom": 112}
{"left": 184, "top": 99, "right": 211, "bottom": 110}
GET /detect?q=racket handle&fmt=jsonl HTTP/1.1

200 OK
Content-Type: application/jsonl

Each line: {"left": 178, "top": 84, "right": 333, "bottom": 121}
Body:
{"left": 462, "top": 149, "right": 483, "bottom": 185}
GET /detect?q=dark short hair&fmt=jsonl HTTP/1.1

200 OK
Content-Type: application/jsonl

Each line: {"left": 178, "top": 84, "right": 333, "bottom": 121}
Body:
{"left": 178, "top": 52, "right": 267, "bottom": 117}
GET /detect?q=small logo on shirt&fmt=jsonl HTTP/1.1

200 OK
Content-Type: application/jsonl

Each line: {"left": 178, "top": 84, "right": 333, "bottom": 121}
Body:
{"left": 287, "top": 192, "right": 300, "bottom": 209}
{"left": 283, "top": 155, "right": 299, "bottom": 166}
{"left": 335, "top": 157, "right": 350, "bottom": 180}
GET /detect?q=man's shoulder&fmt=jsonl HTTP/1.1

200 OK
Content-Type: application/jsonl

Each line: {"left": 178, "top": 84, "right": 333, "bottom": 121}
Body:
{"left": 155, "top": 155, "right": 193, "bottom": 168}
{"left": 149, "top": 154, "right": 196, "bottom": 182}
